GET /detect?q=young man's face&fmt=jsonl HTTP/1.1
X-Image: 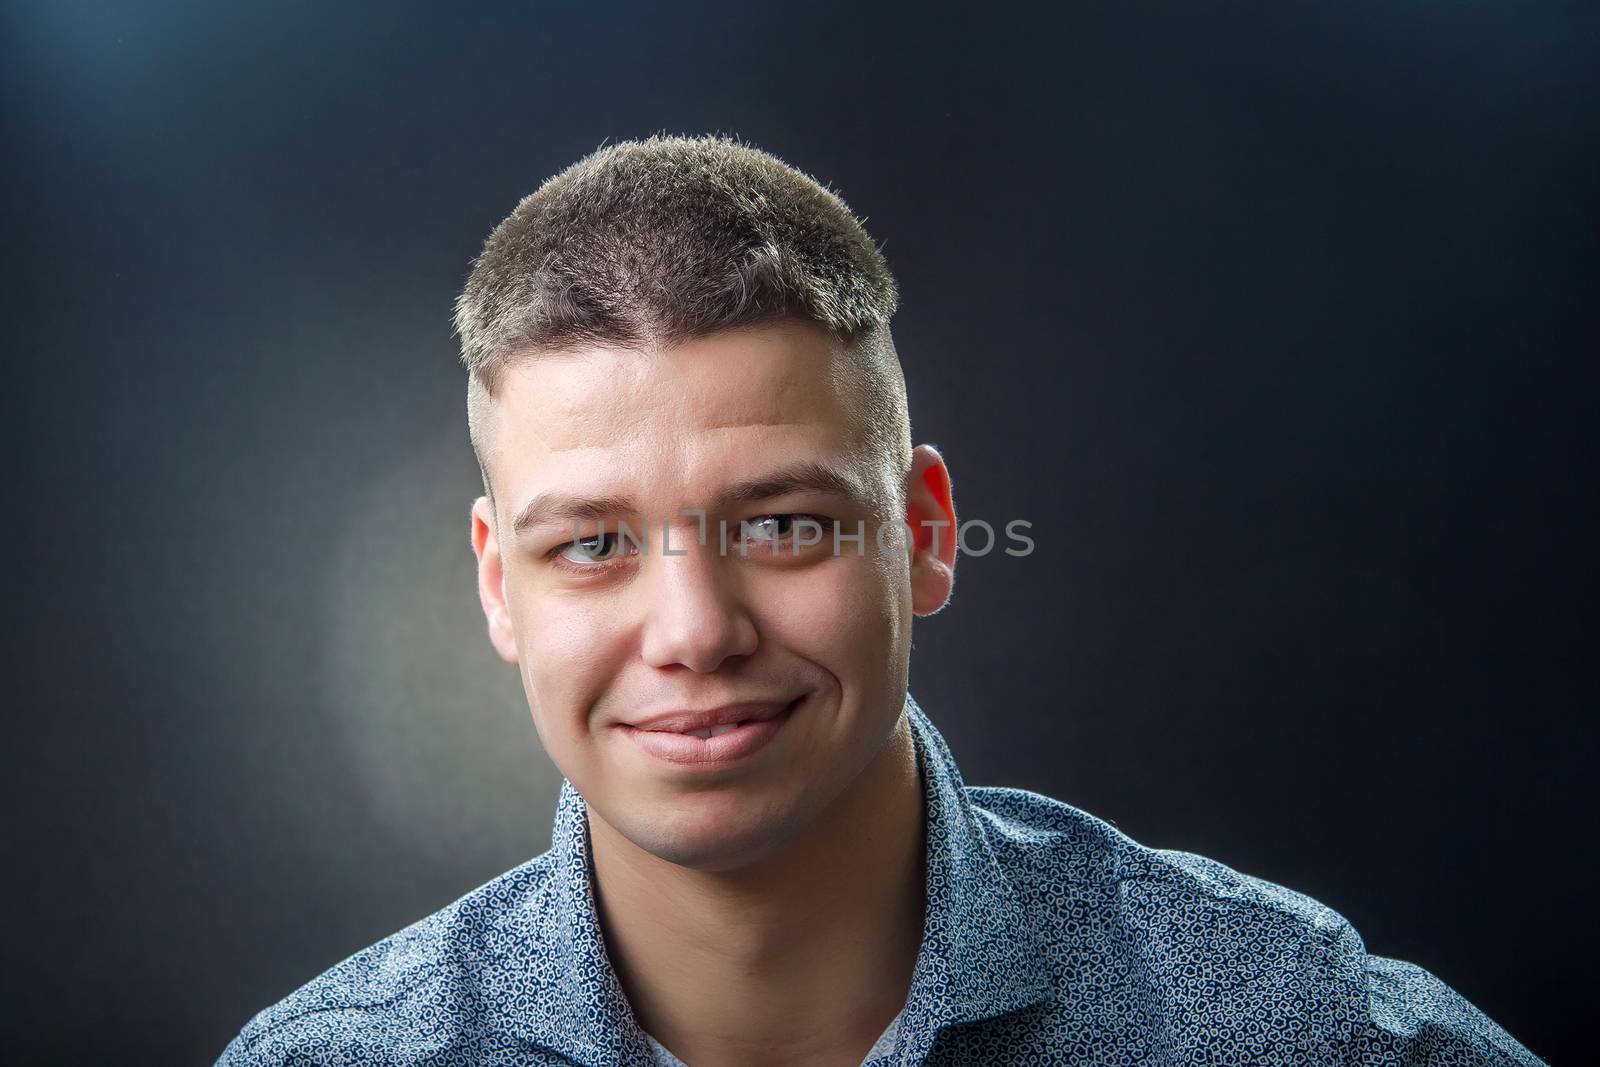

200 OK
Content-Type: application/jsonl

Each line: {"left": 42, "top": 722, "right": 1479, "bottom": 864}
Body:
{"left": 471, "top": 320, "right": 954, "bottom": 871}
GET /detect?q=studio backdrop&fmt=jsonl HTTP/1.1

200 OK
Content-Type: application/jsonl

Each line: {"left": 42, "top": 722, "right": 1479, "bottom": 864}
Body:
{"left": 3, "top": 2, "right": 1594, "bottom": 1063}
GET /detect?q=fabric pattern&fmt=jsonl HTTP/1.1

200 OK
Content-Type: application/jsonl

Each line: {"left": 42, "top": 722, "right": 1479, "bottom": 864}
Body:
{"left": 218, "top": 694, "right": 1545, "bottom": 1066}
{"left": 642, "top": 1002, "right": 902, "bottom": 1065}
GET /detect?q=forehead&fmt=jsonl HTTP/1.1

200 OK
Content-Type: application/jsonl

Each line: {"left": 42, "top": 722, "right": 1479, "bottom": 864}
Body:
{"left": 484, "top": 322, "right": 882, "bottom": 519}
{"left": 522, "top": 324, "right": 852, "bottom": 440}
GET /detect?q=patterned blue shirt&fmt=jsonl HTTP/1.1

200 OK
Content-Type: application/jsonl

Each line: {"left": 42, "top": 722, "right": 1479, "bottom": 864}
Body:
{"left": 218, "top": 694, "right": 1545, "bottom": 1065}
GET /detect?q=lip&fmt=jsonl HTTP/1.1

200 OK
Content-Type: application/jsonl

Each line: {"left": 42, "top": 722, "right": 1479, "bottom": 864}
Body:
{"left": 619, "top": 697, "right": 801, "bottom": 767}
{"left": 626, "top": 699, "right": 795, "bottom": 734}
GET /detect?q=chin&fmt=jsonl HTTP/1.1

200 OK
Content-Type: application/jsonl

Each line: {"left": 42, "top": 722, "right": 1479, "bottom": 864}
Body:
{"left": 626, "top": 789, "right": 804, "bottom": 872}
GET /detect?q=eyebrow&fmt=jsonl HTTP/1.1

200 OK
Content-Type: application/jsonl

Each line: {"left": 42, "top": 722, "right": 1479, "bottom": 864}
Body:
{"left": 511, "top": 460, "right": 871, "bottom": 539}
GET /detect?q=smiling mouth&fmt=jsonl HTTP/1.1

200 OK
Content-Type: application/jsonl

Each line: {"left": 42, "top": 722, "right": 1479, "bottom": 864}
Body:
{"left": 626, "top": 696, "right": 800, "bottom": 735}
{"left": 621, "top": 696, "right": 803, "bottom": 766}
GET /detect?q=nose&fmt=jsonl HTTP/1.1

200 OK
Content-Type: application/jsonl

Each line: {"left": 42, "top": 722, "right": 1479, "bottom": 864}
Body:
{"left": 638, "top": 531, "right": 759, "bottom": 673}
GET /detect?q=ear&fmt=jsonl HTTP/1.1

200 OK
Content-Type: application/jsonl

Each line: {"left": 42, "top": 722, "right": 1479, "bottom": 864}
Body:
{"left": 903, "top": 444, "right": 957, "bottom": 616}
{"left": 471, "top": 496, "right": 520, "bottom": 664}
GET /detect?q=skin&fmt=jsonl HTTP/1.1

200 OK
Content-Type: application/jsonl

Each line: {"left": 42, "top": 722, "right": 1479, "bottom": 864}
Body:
{"left": 470, "top": 319, "right": 958, "bottom": 1066}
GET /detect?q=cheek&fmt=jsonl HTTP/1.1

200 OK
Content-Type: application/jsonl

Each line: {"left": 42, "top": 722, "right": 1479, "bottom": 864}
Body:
{"left": 510, "top": 589, "right": 630, "bottom": 737}
{"left": 756, "top": 556, "right": 906, "bottom": 675}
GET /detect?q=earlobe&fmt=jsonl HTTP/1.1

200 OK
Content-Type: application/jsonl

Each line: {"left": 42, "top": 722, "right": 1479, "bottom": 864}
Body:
{"left": 471, "top": 496, "right": 520, "bottom": 664}
{"left": 903, "top": 445, "right": 958, "bottom": 616}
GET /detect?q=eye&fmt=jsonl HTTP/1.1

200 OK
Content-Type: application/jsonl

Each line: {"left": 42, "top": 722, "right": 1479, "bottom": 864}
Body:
{"left": 553, "top": 531, "right": 627, "bottom": 565}
{"left": 741, "top": 514, "right": 826, "bottom": 545}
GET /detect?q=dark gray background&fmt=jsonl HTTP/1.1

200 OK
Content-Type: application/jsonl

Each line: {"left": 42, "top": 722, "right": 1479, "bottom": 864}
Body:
{"left": 4, "top": 2, "right": 1594, "bottom": 1063}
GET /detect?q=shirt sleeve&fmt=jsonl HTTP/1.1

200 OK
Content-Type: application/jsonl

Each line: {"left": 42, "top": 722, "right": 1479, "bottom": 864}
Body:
{"left": 1350, "top": 953, "right": 1547, "bottom": 1066}
{"left": 213, "top": 1027, "right": 267, "bottom": 1067}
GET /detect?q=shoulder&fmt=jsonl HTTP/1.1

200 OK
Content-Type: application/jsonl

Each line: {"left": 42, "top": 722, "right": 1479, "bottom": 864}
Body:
{"left": 216, "top": 852, "right": 566, "bottom": 1067}
{"left": 966, "top": 783, "right": 1391, "bottom": 961}
{"left": 963, "top": 786, "right": 1545, "bottom": 1065}
{"left": 969, "top": 784, "right": 1344, "bottom": 923}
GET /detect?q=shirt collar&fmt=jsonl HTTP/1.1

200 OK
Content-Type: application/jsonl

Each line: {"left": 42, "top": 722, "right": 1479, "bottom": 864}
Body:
{"left": 895, "top": 692, "right": 1054, "bottom": 1054}
{"left": 490, "top": 692, "right": 1053, "bottom": 1065}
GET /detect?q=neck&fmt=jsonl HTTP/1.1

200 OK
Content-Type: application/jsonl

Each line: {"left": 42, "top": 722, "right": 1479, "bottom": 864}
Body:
{"left": 588, "top": 712, "right": 925, "bottom": 1067}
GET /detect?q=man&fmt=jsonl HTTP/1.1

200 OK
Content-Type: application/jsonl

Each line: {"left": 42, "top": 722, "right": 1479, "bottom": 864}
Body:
{"left": 219, "top": 135, "right": 1544, "bottom": 1066}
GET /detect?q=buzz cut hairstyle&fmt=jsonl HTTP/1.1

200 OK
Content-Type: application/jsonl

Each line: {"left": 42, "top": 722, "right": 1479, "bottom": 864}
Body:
{"left": 453, "top": 133, "right": 912, "bottom": 522}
